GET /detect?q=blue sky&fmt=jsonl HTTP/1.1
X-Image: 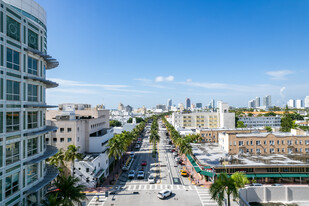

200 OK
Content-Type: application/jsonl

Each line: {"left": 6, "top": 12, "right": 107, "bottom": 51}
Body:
{"left": 37, "top": 0, "right": 309, "bottom": 109}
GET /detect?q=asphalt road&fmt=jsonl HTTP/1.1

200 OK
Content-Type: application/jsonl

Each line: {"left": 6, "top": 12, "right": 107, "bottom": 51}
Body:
{"left": 86, "top": 121, "right": 217, "bottom": 206}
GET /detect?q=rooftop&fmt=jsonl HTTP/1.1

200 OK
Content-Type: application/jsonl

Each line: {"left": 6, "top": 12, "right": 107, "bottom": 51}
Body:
{"left": 192, "top": 143, "right": 309, "bottom": 168}
{"left": 235, "top": 132, "right": 309, "bottom": 138}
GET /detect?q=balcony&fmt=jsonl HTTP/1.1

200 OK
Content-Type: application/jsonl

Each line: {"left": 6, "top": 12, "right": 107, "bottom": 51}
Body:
{"left": 24, "top": 126, "right": 58, "bottom": 137}
{"left": 27, "top": 164, "right": 59, "bottom": 195}
{"left": 24, "top": 145, "right": 58, "bottom": 165}
{"left": 24, "top": 103, "right": 57, "bottom": 108}
{"left": 24, "top": 76, "right": 58, "bottom": 88}
{"left": 24, "top": 47, "right": 59, "bottom": 69}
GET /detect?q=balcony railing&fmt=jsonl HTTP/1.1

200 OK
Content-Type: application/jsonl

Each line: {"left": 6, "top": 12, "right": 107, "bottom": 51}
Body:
{"left": 24, "top": 145, "right": 58, "bottom": 165}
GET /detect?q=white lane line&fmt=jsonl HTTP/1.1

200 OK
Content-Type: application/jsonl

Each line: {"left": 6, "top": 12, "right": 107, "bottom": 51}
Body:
{"left": 155, "top": 184, "right": 158, "bottom": 190}
{"left": 138, "top": 185, "right": 142, "bottom": 190}
{"left": 149, "top": 184, "right": 153, "bottom": 190}
{"left": 133, "top": 185, "right": 137, "bottom": 190}
{"left": 189, "top": 186, "right": 192, "bottom": 190}
{"left": 177, "top": 185, "right": 180, "bottom": 189}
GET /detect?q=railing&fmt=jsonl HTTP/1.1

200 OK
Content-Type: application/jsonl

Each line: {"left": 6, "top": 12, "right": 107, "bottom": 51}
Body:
{"left": 239, "top": 193, "right": 251, "bottom": 206}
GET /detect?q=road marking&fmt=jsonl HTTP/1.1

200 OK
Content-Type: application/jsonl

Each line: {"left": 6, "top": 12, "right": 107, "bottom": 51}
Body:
{"left": 177, "top": 185, "right": 180, "bottom": 189}
{"left": 138, "top": 185, "right": 142, "bottom": 190}
{"left": 133, "top": 185, "right": 136, "bottom": 190}
{"left": 155, "top": 184, "right": 157, "bottom": 189}
{"left": 143, "top": 185, "right": 147, "bottom": 190}
{"left": 189, "top": 186, "right": 192, "bottom": 190}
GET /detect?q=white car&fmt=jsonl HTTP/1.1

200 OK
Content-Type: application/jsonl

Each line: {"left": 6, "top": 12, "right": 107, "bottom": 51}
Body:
{"left": 148, "top": 175, "right": 155, "bottom": 184}
{"left": 173, "top": 152, "right": 178, "bottom": 156}
{"left": 157, "top": 189, "right": 172, "bottom": 199}
{"left": 175, "top": 157, "right": 180, "bottom": 162}
{"left": 128, "top": 170, "right": 135, "bottom": 179}
{"left": 137, "top": 170, "right": 145, "bottom": 179}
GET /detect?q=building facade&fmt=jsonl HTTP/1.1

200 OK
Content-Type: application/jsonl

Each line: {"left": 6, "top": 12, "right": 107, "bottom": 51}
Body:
{"left": 238, "top": 116, "right": 281, "bottom": 128}
{"left": 305, "top": 96, "right": 309, "bottom": 108}
{"left": 0, "top": 0, "right": 59, "bottom": 205}
{"left": 185, "top": 98, "right": 191, "bottom": 109}
{"left": 263, "top": 95, "right": 271, "bottom": 108}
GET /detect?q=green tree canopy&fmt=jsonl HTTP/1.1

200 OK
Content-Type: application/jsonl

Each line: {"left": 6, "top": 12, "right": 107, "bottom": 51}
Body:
{"left": 127, "top": 117, "right": 144, "bottom": 123}
{"left": 109, "top": 120, "right": 122, "bottom": 127}
{"left": 237, "top": 121, "right": 246, "bottom": 128}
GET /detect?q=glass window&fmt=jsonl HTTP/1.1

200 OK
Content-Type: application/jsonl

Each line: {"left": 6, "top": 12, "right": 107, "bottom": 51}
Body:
{"left": 6, "top": 80, "right": 20, "bottom": 101}
{"left": 27, "top": 112, "right": 38, "bottom": 129}
{"left": 6, "top": 48, "right": 20, "bottom": 71}
{"left": 60, "top": 138, "right": 64, "bottom": 142}
{"left": 28, "top": 29, "right": 38, "bottom": 50}
{"left": 5, "top": 172, "right": 19, "bottom": 197}
{"left": 0, "top": 112, "right": 3, "bottom": 133}
{"left": 68, "top": 138, "right": 72, "bottom": 142}
{"left": 6, "top": 16, "right": 20, "bottom": 41}
{"left": 6, "top": 112, "right": 20, "bottom": 132}
{"left": 27, "top": 138, "right": 38, "bottom": 157}
{"left": 27, "top": 164, "right": 38, "bottom": 185}
{"left": 27, "top": 84, "right": 38, "bottom": 102}
{"left": 28, "top": 56, "right": 38, "bottom": 75}
{"left": 6, "top": 142, "right": 20, "bottom": 165}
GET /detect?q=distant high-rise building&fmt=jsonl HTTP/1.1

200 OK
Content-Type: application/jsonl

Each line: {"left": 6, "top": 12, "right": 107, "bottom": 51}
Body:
{"left": 248, "top": 100, "right": 255, "bottom": 108}
{"left": 255, "top": 97, "right": 260, "bottom": 107}
{"left": 179, "top": 103, "right": 185, "bottom": 112}
{"left": 196, "top": 103, "right": 203, "bottom": 108}
{"left": 125, "top": 105, "right": 133, "bottom": 113}
{"left": 305, "top": 96, "right": 309, "bottom": 108}
{"left": 209, "top": 99, "right": 215, "bottom": 109}
{"left": 167, "top": 99, "right": 172, "bottom": 107}
{"left": 118, "top": 103, "right": 124, "bottom": 111}
{"left": 295, "top": 99, "right": 303, "bottom": 109}
{"left": 287, "top": 99, "right": 295, "bottom": 108}
{"left": 185, "top": 98, "right": 191, "bottom": 109}
{"left": 156, "top": 104, "right": 166, "bottom": 110}
{"left": 263, "top": 95, "right": 271, "bottom": 108}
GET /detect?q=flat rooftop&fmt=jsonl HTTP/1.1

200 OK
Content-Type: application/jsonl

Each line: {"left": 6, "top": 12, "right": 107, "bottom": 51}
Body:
{"left": 236, "top": 132, "right": 309, "bottom": 137}
{"left": 192, "top": 143, "right": 309, "bottom": 167}
{"left": 198, "top": 128, "right": 265, "bottom": 132}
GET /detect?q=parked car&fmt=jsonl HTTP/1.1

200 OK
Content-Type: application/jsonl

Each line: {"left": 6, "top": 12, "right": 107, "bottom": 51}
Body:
{"left": 271, "top": 183, "right": 283, "bottom": 186}
{"left": 175, "top": 157, "right": 180, "bottom": 162}
{"left": 250, "top": 183, "right": 263, "bottom": 186}
{"left": 148, "top": 174, "right": 155, "bottom": 184}
{"left": 128, "top": 170, "right": 135, "bottom": 179}
{"left": 173, "top": 152, "right": 178, "bottom": 156}
{"left": 137, "top": 170, "right": 145, "bottom": 179}
{"left": 180, "top": 169, "right": 188, "bottom": 177}
{"left": 135, "top": 144, "right": 140, "bottom": 149}
{"left": 157, "top": 189, "right": 172, "bottom": 199}
{"left": 130, "top": 152, "right": 135, "bottom": 158}
{"left": 141, "top": 161, "right": 147, "bottom": 166}
{"left": 122, "top": 157, "right": 134, "bottom": 171}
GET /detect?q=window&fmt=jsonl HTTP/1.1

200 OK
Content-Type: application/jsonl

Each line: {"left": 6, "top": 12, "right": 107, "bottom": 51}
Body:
{"left": 295, "top": 140, "right": 298, "bottom": 145}
{"left": 264, "top": 140, "right": 267, "bottom": 145}
{"left": 5, "top": 172, "right": 19, "bottom": 197}
{"left": 77, "top": 137, "right": 80, "bottom": 142}
{"left": 282, "top": 140, "right": 285, "bottom": 145}
{"left": 45, "top": 138, "right": 49, "bottom": 143}
{"left": 6, "top": 142, "right": 20, "bottom": 165}
{"left": 300, "top": 148, "right": 303, "bottom": 152}
{"left": 6, "top": 16, "right": 20, "bottom": 41}
{"left": 60, "top": 138, "right": 64, "bottom": 142}
{"left": 0, "top": 112, "right": 3, "bottom": 133}
{"left": 288, "top": 148, "right": 293, "bottom": 154}
{"left": 233, "top": 141, "right": 236, "bottom": 146}
{"left": 27, "top": 84, "right": 38, "bottom": 102}
{"left": 250, "top": 141, "right": 253, "bottom": 145}
{"left": 256, "top": 141, "right": 261, "bottom": 145}
{"left": 6, "top": 112, "right": 20, "bottom": 132}
{"left": 68, "top": 138, "right": 72, "bottom": 142}
{"left": 277, "top": 140, "right": 280, "bottom": 145}
{"left": 264, "top": 148, "right": 267, "bottom": 153}
{"left": 238, "top": 141, "right": 244, "bottom": 146}
{"left": 27, "top": 112, "right": 38, "bottom": 129}
{"left": 282, "top": 148, "right": 285, "bottom": 152}
{"left": 6, "top": 48, "right": 19, "bottom": 71}
{"left": 287, "top": 140, "right": 292, "bottom": 145}
{"left": 28, "top": 29, "right": 38, "bottom": 50}
{"left": 28, "top": 56, "right": 38, "bottom": 75}
{"left": 306, "top": 148, "right": 309, "bottom": 153}
{"left": 53, "top": 138, "right": 57, "bottom": 142}
{"left": 27, "top": 138, "right": 38, "bottom": 157}
{"left": 246, "top": 141, "right": 249, "bottom": 145}
{"left": 270, "top": 148, "right": 274, "bottom": 153}
{"left": 6, "top": 80, "right": 20, "bottom": 100}
{"left": 27, "top": 164, "right": 38, "bottom": 185}
{"left": 306, "top": 140, "right": 309, "bottom": 145}
{"left": 300, "top": 140, "right": 303, "bottom": 145}
{"left": 277, "top": 148, "right": 280, "bottom": 152}
{"left": 60, "top": 128, "right": 64, "bottom": 133}
{"left": 269, "top": 140, "right": 274, "bottom": 145}
{"left": 256, "top": 149, "right": 260, "bottom": 153}
{"left": 67, "top": 128, "right": 72, "bottom": 132}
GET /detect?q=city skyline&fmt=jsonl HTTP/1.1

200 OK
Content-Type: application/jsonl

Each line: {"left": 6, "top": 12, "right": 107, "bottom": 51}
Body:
{"left": 35, "top": 0, "right": 309, "bottom": 109}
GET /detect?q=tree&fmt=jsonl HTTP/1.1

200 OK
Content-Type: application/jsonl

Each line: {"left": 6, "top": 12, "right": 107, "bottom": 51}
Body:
{"left": 264, "top": 112, "right": 276, "bottom": 117}
{"left": 53, "top": 175, "right": 86, "bottom": 206}
{"left": 109, "top": 120, "right": 122, "bottom": 127}
{"left": 248, "top": 113, "right": 253, "bottom": 117}
{"left": 210, "top": 172, "right": 248, "bottom": 206}
{"left": 64, "top": 145, "right": 83, "bottom": 174}
{"left": 237, "top": 121, "right": 246, "bottom": 128}
{"left": 127, "top": 117, "right": 144, "bottom": 123}
{"left": 41, "top": 194, "right": 60, "bottom": 206}
{"left": 265, "top": 126, "right": 272, "bottom": 132}
{"left": 47, "top": 149, "right": 65, "bottom": 172}
{"left": 280, "top": 106, "right": 293, "bottom": 132}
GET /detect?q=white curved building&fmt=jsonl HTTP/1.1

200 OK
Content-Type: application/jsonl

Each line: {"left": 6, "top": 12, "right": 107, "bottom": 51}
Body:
{"left": 0, "top": 0, "right": 59, "bottom": 205}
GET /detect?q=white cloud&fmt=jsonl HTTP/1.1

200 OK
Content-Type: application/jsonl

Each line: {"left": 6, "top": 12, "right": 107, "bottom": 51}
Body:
{"left": 266, "top": 70, "right": 294, "bottom": 80}
{"left": 155, "top": 75, "right": 174, "bottom": 82}
{"left": 280, "top": 87, "right": 286, "bottom": 99}
{"left": 49, "top": 78, "right": 128, "bottom": 89}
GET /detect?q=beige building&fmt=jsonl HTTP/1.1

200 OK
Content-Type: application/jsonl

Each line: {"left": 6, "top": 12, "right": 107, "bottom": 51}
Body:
{"left": 46, "top": 103, "right": 110, "bottom": 153}
{"left": 197, "top": 128, "right": 267, "bottom": 143}
{"left": 219, "top": 129, "right": 309, "bottom": 155}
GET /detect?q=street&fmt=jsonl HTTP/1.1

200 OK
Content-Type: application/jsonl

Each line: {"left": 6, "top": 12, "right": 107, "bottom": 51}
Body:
{"left": 87, "top": 120, "right": 217, "bottom": 206}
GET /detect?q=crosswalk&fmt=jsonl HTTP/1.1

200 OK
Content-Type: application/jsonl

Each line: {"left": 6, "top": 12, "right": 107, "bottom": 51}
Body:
{"left": 87, "top": 196, "right": 107, "bottom": 206}
{"left": 122, "top": 184, "right": 195, "bottom": 191}
{"left": 195, "top": 187, "right": 217, "bottom": 206}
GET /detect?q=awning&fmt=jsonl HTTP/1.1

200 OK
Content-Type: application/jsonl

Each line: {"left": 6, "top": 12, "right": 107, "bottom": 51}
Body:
{"left": 281, "top": 173, "right": 309, "bottom": 178}
{"left": 255, "top": 174, "right": 281, "bottom": 178}
{"left": 187, "top": 155, "right": 201, "bottom": 173}
{"left": 200, "top": 170, "right": 214, "bottom": 177}
{"left": 245, "top": 174, "right": 256, "bottom": 178}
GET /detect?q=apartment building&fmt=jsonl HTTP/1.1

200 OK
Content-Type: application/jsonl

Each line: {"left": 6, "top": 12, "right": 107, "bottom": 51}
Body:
{"left": 0, "top": 0, "right": 59, "bottom": 204}
{"left": 219, "top": 129, "right": 309, "bottom": 155}
{"left": 171, "top": 101, "right": 235, "bottom": 129}
{"left": 238, "top": 116, "right": 281, "bottom": 128}
{"left": 46, "top": 104, "right": 113, "bottom": 187}
{"left": 196, "top": 128, "right": 267, "bottom": 143}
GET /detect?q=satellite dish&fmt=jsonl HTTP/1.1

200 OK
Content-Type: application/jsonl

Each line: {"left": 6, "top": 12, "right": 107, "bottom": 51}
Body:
{"left": 28, "top": 195, "right": 37, "bottom": 203}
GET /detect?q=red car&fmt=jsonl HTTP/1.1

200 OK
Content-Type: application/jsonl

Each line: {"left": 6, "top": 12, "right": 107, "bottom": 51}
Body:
{"left": 141, "top": 161, "right": 147, "bottom": 166}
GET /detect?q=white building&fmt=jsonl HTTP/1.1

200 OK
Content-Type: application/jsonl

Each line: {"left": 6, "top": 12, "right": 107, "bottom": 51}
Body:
{"left": 263, "top": 95, "right": 271, "bottom": 108}
{"left": 295, "top": 99, "right": 303, "bottom": 109}
{"left": 305, "top": 96, "right": 309, "bottom": 108}
{"left": 238, "top": 116, "right": 281, "bottom": 128}
{"left": 0, "top": 0, "right": 60, "bottom": 204}
{"left": 287, "top": 99, "right": 295, "bottom": 108}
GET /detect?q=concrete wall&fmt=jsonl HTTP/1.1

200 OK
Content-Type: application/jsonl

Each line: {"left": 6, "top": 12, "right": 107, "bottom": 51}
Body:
{"left": 240, "top": 186, "right": 309, "bottom": 204}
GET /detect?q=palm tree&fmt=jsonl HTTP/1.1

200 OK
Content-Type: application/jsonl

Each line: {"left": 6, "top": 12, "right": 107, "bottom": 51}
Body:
{"left": 64, "top": 145, "right": 83, "bottom": 175}
{"left": 210, "top": 172, "right": 249, "bottom": 206}
{"left": 108, "top": 134, "right": 125, "bottom": 176}
{"left": 53, "top": 175, "right": 86, "bottom": 206}
{"left": 47, "top": 149, "right": 65, "bottom": 172}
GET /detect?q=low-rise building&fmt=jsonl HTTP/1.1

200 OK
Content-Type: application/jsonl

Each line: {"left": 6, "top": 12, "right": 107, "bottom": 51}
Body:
{"left": 238, "top": 116, "right": 281, "bottom": 128}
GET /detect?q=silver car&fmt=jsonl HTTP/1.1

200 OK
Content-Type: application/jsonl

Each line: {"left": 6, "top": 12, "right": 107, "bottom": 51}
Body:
{"left": 128, "top": 170, "right": 135, "bottom": 179}
{"left": 148, "top": 174, "right": 155, "bottom": 184}
{"left": 157, "top": 189, "right": 172, "bottom": 199}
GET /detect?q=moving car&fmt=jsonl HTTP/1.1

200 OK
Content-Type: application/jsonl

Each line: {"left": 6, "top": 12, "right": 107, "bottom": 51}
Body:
{"left": 271, "top": 183, "right": 283, "bottom": 186}
{"left": 157, "top": 189, "right": 172, "bottom": 199}
{"left": 148, "top": 174, "right": 155, "bottom": 184}
{"left": 135, "top": 144, "right": 140, "bottom": 149}
{"left": 137, "top": 170, "right": 145, "bottom": 179}
{"left": 180, "top": 169, "right": 188, "bottom": 177}
{"left": 128, "top": 170, "right": 135, "bottom": 179}
{"left": 130, "top": 152, "right": 135, "bottom": 158}
{"left": 141, "top": 160, "right": 147, "bottom": 166}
